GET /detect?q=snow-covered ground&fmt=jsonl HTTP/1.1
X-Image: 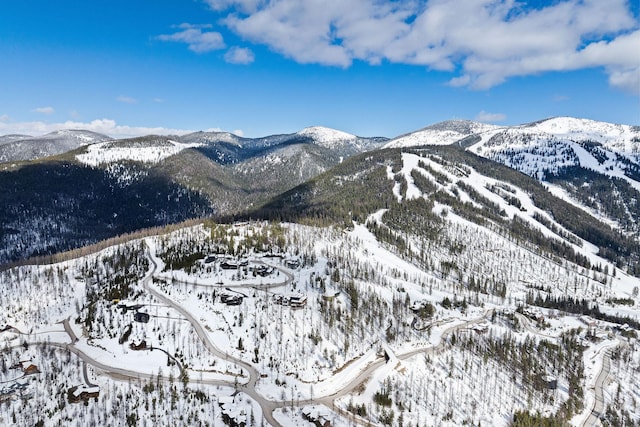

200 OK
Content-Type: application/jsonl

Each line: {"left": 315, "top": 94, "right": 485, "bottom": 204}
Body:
{"left": 1, "top": 218, "right": 638, "bottom": 426}
{"left": 75, "top": 139, "right": 202, "bottom": 166}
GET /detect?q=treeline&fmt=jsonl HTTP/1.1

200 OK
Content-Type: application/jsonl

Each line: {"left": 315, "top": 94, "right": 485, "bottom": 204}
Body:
{"left": 512, "top": 411, "right": 564, "bottom": 427}
{"left": 526, "top": 292, "right": 640, "bottom": 329}
{"left": 532, "top": 212, "right": 582, "bottom": 247}
{"left": 507, "top": 216, "right": 591, "bottom": 269}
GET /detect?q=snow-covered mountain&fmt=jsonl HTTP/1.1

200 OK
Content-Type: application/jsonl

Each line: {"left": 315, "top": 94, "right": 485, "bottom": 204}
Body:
{"left": 384, "top": 120, "right": 499, "bottom": 148}
{"left": 179, "top": 126, "right": 386, "bottom": 164}
{"left": 0, "top": 134, "right": 33, "bottom": 145}
{"left": 0, "top": 130, "right": 111, "bottom": 163}
{"left": 384, "top": 117, "right": 639, "bottom": 180}
{"left": 462, "top": 118, "right": 640, "bottom": 233}
{"left": 296, "top": 125, "right": 356, "bottom": 147}
{"left": 467, "top": 117, "right": 640, "bottom": 183}
{"left": 293, "top": 125, "right": 387, "bottom": 154}
{"left": 75, "top": 135, "right": 202, "bottom": 167}
{"left": 523, "top": 117, "right": 640, "bottom": 157}
{"left": 0, "top": 126, "right": 386, "bottom": 264}
{"left": 2, "top": 117, "right": 638, "bottom": 264}
{"left": 380, "top": 117, "right": 640, "bottom": 233}
{"left": 385, "top": 117, "right": 639, "bottom": 157}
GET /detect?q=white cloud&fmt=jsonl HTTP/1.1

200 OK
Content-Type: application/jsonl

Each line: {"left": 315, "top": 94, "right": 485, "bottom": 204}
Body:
{"left": 475, "top": 110, "right": 506, "bottom": 123}
{"left": 33, "top": 106, "right": 55, "bottom": 115}
{"left": 572, "top": 29, "right": 640, "bottom": 96}
{"left": 607, "top": 68, "right": 640, "bottom": 95}
{"left": 0, "top": 118, "right": 204, "bottom": 139}
{"left": 153, "top": 98, "right": 165, "bottom": 103}
{"left": 0, "top": 114, "right": 10, "bottom": 122}
{"left": 116, "top": 95, "right": 138, "bottom": 104}
{"left": 69, "top": 110, "right": 80, "bottom": 119}
{"left": 224, "top": 46, "right": 255, "bottom": 64}
{"left": 157, "top": 23, "right": 225, "bottom": 53}
{"left": 176, "top": 23, "right": 213, "bottom": 30}
{"left": 207, "top": 0, "right": 262, "bottom": 13}
{"left": 205, "top": 0, "right": 640, "bottom": 94}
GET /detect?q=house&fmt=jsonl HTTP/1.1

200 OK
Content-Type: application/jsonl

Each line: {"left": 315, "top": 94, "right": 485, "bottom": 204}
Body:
{"left": 22, "top": 362, "right": 39, "bottom": 375}
{"left": 542, "top": 375, "right": 558, "bottom": 390}
{"left": 129, "top": 340, "right": 147, "bottom": 351}
{"left": 68, "top": 385, "right": 100, "bottom": 403}
{"left": 12, "top": 380, "right": 29, "bottom": 391}
{"left": 580, "top": 316, "right": 597, "bottom": 328}
{"left": 204, "top": 255, "right": 216, "bottom": 264}
{"left": 289, "top": 293, "right": 308, "bottom": 308}
{"left": 220, "top": 294, "right": 243, "bottom": 306}
{"left": 218, "top": 396, "right": 247, "bottom": 427}
{"left": 251, "top": 265, "right": 274, "bottom": 277}
{"left": 220, "top": 257, "right": 249, "bottom": 270}
{"left": 273, "top": 293, "right": 307, "bottom": 308}
{"left": 523, "top": 308, "right": 545, "bottom": 323}
{"left": 1, "top": 381, "right": 29, "bottom": 400}
{"left": 302, "top": 406, "right": 332, "bottom": 427}
{"left": 134, "top": 312, "right": 150, "bottom": 323}
{"left": 263, "top": 253, "right": 284, "bottom": 259}
{"left": 285, "top": 258, "right": 300, "bottom": 269}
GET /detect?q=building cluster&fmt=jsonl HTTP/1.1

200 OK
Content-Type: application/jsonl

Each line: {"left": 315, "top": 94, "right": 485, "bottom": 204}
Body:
{"left": 0, "top": 359, "right": 38, "bottom": 402}
{"left": 0, "top": 379, "right": 31, "bottom": 402}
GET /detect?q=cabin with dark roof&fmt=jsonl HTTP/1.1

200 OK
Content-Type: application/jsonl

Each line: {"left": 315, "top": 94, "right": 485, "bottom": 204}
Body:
{"left": 134, "top": 312, "right": 150, "bottom": 323}
{"left": 68, "top": 385, "right": 100, "bottom": 403}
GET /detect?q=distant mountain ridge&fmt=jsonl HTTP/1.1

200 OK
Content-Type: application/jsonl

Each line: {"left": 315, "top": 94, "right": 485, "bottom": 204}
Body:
{"left": 385, "top": 120, "right": 499, "bottom": 148}
{"left": 1, "top": 117, "right": 638, "bottom": 265}
{"left": 0, "top": 130, "right": 112, "bottom": 163}
{"left": 467, "top": 117, "right": 640, "bottom": 181}
{"left": 0, "top": 126, "right": 387, "bottom": 265}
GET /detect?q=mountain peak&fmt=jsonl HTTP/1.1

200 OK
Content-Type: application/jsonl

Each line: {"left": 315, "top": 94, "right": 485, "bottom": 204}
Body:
{"left": 296, "top": 126, "right": 357, "bottom": 144}
{"left": 43, "top": 129, "right": 112, "bottom": 142}
{"left": 385, "top": 120, "right": 499, "bottom": 149}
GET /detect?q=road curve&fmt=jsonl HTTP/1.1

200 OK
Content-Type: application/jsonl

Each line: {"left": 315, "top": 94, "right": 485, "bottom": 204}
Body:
{"left": 142, "top": 243, "right": 284, "bottom": 427}
{"left": 143, "top": 242, "right": 495, "bottom": 425}
{"left": 295, "top": 310, "right": 493, "bottom": 419}
{"left": 155, "top": 259, "right": 294, "bottom": 291}
{"left": 581, "top": 344, "right": 616, "bottom": 427}
{"left": 14, "top": 240, "right": 497, "bottom": 427}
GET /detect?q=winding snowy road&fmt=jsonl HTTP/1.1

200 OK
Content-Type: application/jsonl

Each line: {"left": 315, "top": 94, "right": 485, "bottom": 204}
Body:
{"left": 580, "top": 343, "right": 617, "bottom": 427}
{"left": 47, "top": 241, "right": 502, "bottom": 426}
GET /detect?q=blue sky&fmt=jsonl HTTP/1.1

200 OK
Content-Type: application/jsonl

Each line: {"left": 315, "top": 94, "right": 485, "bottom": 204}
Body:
{"left": 0, "top": 0, "right": 638, "bottom": 138}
